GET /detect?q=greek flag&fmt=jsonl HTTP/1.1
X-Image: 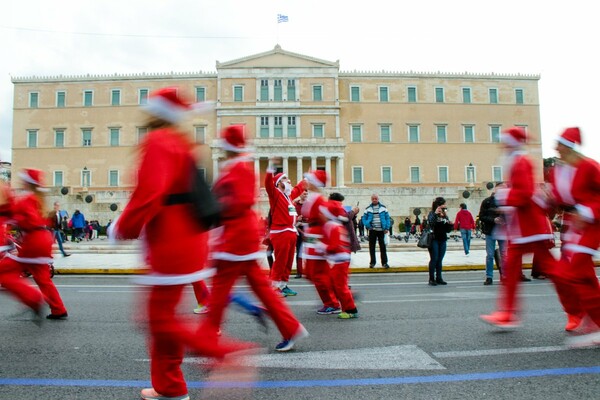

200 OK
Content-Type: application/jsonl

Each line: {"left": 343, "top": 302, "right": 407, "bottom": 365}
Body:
{"left": 277, "top": 14, "right": 289, "bottom": 23}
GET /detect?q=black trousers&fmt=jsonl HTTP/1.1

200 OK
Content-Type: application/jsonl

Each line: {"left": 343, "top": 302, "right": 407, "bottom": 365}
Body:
{"left": 368, "top": 230, "right": 388, "bottom": 265}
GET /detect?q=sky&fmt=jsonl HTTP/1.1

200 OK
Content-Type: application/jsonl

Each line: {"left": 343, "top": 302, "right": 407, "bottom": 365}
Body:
{"left": 2, "top": 0, "right": 598, "bottom": 163}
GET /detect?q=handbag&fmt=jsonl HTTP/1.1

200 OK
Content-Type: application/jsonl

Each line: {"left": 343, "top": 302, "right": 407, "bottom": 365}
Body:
{"left": 417, "top": 230, "right": 433, "bottom": 248}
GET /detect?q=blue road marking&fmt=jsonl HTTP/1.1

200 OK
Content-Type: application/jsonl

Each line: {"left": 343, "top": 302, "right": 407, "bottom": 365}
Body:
{"left": 1, "top": 366, "right": 599, "bottom": 389}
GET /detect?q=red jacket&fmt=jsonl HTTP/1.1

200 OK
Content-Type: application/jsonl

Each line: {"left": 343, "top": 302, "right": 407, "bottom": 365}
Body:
{"left": 322, "top": 220, "right": 351, "bottom": 264}
{"left": 113, "top": 128, "right": 209, "bottom": 278}
{"left": 210, "top": 155, "right": 262, "bottom": 261}
{"left": 264, "top": 171, "right": 305, "bottom": 234}
{"left": 300, "top": 192, "right": 327, "bottom": 260}
{"left": 453, "top": 209, "right": 475, "bottom": 230}
{"left": 495, "top": 151, "right": 553, "bottom": 244}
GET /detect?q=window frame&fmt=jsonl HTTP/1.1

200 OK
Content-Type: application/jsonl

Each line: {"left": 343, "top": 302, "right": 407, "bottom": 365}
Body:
{"left": 83, "top": 90, "right": 94, "bottom": 107}
{"left": 312, "top": 85, "right": 323, "bottom": 101}
{"left": 195, "top": 86, "right": 206, "bottom": 102}
{"left": 53, "top": 171, "right": 64, "bottom": 187}
{"left": 108, "top": 170, "right": 119, "bottom": 187}
{"left": 312, "top": 123, "right": 324, "bottom": 138}
{"left": 515, "top": 88, "right": 524, "bottom": 104}
{"left": 435, "top": 87, "right": 445, "bottom": 103}
{"left": 462, "top": 87, "right": 472, "bottom": 104}
{"left": 379, "top": 86, "right": 389, "bottom": 102}
{"left": 381, "top": 166, "right": 392, "bottom": 183}
{"left": 408, "top": 124, "right": 420, "bottom": 143}
{"left": 260, "top": 116, "right": 269, "bottom": 138}
{"left": 233, "top": 85, "right": 244, "bottom": 102}
{"left": 463, "top": 125, "right": 475, "bottom": 143}
{"left": 492, "top": 166, "right": 503, "bottom": 182}
{"left": 82, "top": 128, "right": 92, "bottom": 147}
{"left": 436, "top": 124, "right": 447, "bottom": 143}
{"left": 111, "top": 89, "right": 121, "bottom": 106}
{"left": 138, "top": 88, "right": 149, "bottom": 105}
{"left": 351, "top": 124, "right": 363, "bottom": 143}
{"left": 56, "top": 91, "right": 66, "bottom": 108}
{"left": 29, "top": 92, "right": 39, "bottom": 108}
{"left": 407, "top": 86, "right": 417, "bottom": 103}
{"left": 379, "top": 124, "right": 391, "bottom": 143}
{"left": 109, "top": 127, "right": 120, "bottom": 146}
{"left": 489, "top": 88, "right": 498, "bottom": 104}
{"left": 27, "top": 129, "right": 38, "bottom": 148}
{"left": 350, "top": 85, "right": 361, "bottom": 102}
{"left": 195, "top": 125, "right": 206, "bottom": 144}
{"left": 465, "top": 164, "right": 477, "bottom": 184}
{"left": 490, "top": 125, "right": 501, "bottom": 143}
{"left": 438, "top": 166, "right": 449, "bottom": 183}
{"left": 410, "top": 166, "right": 420, "bottom": 183}
{"left": 352, "top": 166, "right": 363, "bottom": 184}
{"left": 54, "top": 129, "right": 65, "bottom": 148}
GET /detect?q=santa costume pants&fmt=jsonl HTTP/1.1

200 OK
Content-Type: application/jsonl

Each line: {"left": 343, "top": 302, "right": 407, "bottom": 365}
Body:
{"left": 269, "top": 230, "right": 297, "bottom": 285}
{"left": 305, "top": 258, "right": 338, "bottom": 309}
{"left": 330, "top": 261, "right": 356, "bottom": 312}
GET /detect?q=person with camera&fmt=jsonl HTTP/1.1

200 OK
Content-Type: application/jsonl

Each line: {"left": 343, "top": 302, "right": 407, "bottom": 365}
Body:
{"left": 426, "top": 197, "right": 453, "bottom": 286}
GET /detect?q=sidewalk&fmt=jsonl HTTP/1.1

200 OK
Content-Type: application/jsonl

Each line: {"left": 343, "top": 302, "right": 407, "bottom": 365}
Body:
{"left": 49, "top": 237, "right": 564, "bottom": 275}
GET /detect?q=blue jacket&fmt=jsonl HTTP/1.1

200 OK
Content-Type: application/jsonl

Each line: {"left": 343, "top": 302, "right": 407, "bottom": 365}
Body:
{"left": 71, "top": 211, "right": 86, "bottom": 229}
{"left": 362, "top": 202, "right": 391, "bottom": 231}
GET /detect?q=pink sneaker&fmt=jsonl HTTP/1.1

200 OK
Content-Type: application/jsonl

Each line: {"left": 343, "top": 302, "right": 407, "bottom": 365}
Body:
{"left": 480, "top": 311, "right": 521, "bottom": 330}
{"left": 565, "top": 314, "right": 583, "bottom": 332}
{"left": 140, "top": 388, "right": 189, "bottom": 400}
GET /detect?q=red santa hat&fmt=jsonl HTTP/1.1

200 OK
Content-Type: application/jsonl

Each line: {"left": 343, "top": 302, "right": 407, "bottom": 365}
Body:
{"left": 273, "top": 172, "right": 287, "bottom": 187}
{"left": 557, "top": 127, "right": 582, "bottom": 152}
{"left": 304, "top": 170, "right": 327, "bottom": 188}
{"left": 501, "top": 127, "right": 527, "bottom": 148}
{"left": 19, "top": 168, "right": 49, "bottom": 192}
{"left": 319, "top": 200, "right": 349, "bottom": 223}
{"left": 220, "top": 125, "right": 251, "bottom": 153}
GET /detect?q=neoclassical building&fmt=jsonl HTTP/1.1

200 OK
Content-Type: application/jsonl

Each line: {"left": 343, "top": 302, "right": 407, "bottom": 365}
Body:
{"left": 11, "top": 45, "right": 542, "bottom": 221}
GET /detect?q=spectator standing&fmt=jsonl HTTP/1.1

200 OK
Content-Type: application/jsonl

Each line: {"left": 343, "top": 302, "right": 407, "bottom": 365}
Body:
{"left": 426, "top": 197, "right": 454, "bottom": 285}
{"left": 414, "top": 215, "right": 421, "bottom": 234}
{"left": 70, "top": 209, "right": 85, "bottom": 242}
{"left": 478, "top": 185, "right": 506, "bottom": 285}
{"left": 47, "top": 201, "right": 70, "bottom": 257}
{"left": 293, "top": 189, "right": 308, "bottom": 278}
{"left": 404, "top": 217, "right": 412, "bottom": 235}
{"left": 454, "top": 203, "right": 476, "bottom": 255}
{"left": 362, "top": 194, "right": 391, "bottom": 268}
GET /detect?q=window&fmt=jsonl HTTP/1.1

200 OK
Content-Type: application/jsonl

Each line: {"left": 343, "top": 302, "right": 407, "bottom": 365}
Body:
{"left": 111, "top": 89, "right": 121, "bottom": 106}
{"left": 54, "top": 129, "right": 65, "bottom": 147}
{"left": 81, "top": 169, "right": 91, "bottom": 187}
{"left": 312, "top": 124, "right": 324, "bottom": 138}
{"left": 56, "top": 91, "right": 66, "bottom": 108}
{"left": 489, "top": 88, "right": 498, "bottom": 104}
{"left": 195, "top": 126, "right": 206, "bottom": 144}
{"left": 351, "top": 125, "right": 362, "bottom": 142}
{"left": 492, "top": 166, "right": 503, "bottom": 182}
{"left": 233, "top": 85, "right": 243, "bottom": 102}
{"left": 352, "top": 166, "right": 363, "bottom": 184}
{"left": 381, "top": 166, "right": 392, "bottom": 183}
{"left": 260, "top": 116, "right": 269, "bottom": 138}
{"left": 410, "top": 166, "right": 420, "bottom": 183}
{"left": 27, "top": 129, "right": 38, "bottom": 148}
{"left": 139, "top": 89, "right": 149, "bottom": 105}
{"left": 438, "top": 166, "right": 449, "bottom": 183}
{"left": 260, "top": 79, "right": 268, "bottom": 101}
{"left": 287, "top": 79, "right": 296, "bottom": 100}
{"left": 490, "top": 125, "right": 501, "bottom": 143}
{"left": 312, "top": 85, "right": 322, "bottom": 101}
{"left": 515, "top": 88, "right": 524, "bottom": 104}
{"left": 462, "top": 87, "right": 471, "bottom": 104}
{"left": 350, "top": 86, "right": 360, "bottom": 102}
{"left": 83, "top": 90, "right": 93, "bottom": 107}
{"left": 109, "top": 170, "right": 119, "bottom": 187}
{"left": 195, "top": 87, "right": 206, "bottom": 102}
{"left": 407, "top": 86, "right": 417, "bottom": 103}
{"left": 436, "top": 125, "right": 447, "bottom": 143}
{"left": 463, "top": 125, "right": 475, "bottom": 143}
{"left": 109, "top": 128, "right": 120, "bottom": 146}
{"left": 274, "top": 116, "right": 283, "bottom": 138}
{"left": 435, "top": 87, "right": 444, "bottom": 103}
{"left": 29, "top": 92, "right": 39, "bottom": 108}
{"left": 380, "top": 125, "right": 391, "bottom": 142}
{"left": 466, "top": 164, "right": 476, "bottom": 183}
{"left": 274, "top": 79, "right": 282, "bottom": 101}
{"left": 287, "top": 116, "right": 297, "bottom": 137}
{"left": 82, "top": 129, "right": 92, "bottom": 147}
{"left": 137, "top": 127, "right": 148, "bottom": 143}
{"left": 53, "top": 171, "right": 63, "bottom": 187}
{"left": 379, "top": 86, "right": 389, "bottom": 102}
{"left": 408, "top": 125, "right": 420, "bottom": 143}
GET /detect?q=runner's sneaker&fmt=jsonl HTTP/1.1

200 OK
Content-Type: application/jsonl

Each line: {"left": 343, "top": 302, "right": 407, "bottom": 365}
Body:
{"left": 316, "top": 306, "right": 342, "bottom": 315}
{"left": 565, "top": 329, "right": 600, "bottom": 348}
{"left": 479, "top": 311, "right": 521, "bottom": 330}
{"left": 281, "top": 286, "right": 297, "bottom": 296}
{"left": 338, "top": 312, "right": 358, "bottom": 319}
{"left": 140, "top": 387, "right": 190, "bottom": 400}
{"left": 275, "top": 324, "right": 309, "bottom": 352}
{"left": 565, "top": 314, "right": 584, "bottom": 332}
{"left": 273, "top": 287, "right": 287, "bottom": 298}
{"left": 193, "top": 304, "right": 209, "bottom": 314}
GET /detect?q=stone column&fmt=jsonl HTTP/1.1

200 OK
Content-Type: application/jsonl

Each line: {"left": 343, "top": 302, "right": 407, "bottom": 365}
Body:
{"left": 283, "top": 156, "right": 289, "bottom": 174}
{"left": 337, "top": 156, "right": 345, "bottom": 187}
{"left": 212, "top": 157, "right": 219, "bottom": 182}
{"left": 311, "top": 156, "right": 317, "bottom": 171}
{"left": 296, "top": 156, "right": 303, "bottom": 182}
{"left": 325, "top": 156, "right": 332, "bottom": 187}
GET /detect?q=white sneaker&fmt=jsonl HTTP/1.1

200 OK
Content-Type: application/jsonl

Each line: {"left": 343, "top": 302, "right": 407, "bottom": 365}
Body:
{"left": 566, "top": 330, "right": 600, "bottom": 348}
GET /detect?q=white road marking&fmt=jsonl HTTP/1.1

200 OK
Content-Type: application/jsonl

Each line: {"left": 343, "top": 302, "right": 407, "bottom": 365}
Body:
{"left": 433, "top": 345, "right": 572, "bottom": 358}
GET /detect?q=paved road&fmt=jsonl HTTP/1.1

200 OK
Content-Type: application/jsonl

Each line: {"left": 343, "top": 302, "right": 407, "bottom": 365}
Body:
{"left": 1, "top": 272, "right": 598, "bottom": 399}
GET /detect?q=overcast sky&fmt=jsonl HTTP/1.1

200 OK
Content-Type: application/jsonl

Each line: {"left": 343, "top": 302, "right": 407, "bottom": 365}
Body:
{"left": 2, "top": 0, "right": 598, "bottom": 163}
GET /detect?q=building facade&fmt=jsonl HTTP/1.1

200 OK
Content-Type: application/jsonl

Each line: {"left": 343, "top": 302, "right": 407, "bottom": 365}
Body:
{"left": 11, "top": 45, "right": 543, "bottom": 223}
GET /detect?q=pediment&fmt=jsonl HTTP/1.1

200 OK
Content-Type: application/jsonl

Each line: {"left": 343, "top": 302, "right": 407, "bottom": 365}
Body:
{"left": 217, "top": 45, "right": 339, "bottom": 69}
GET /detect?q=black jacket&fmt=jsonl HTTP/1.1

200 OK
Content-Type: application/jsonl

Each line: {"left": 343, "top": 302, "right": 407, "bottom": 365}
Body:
{"left": 478, "top": 194, "right": 499, "bottom": 235}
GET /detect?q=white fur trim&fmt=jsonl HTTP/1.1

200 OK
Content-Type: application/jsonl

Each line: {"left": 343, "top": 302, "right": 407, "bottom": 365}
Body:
{"left": 143, "top": 95, "right": 190, "bottom": 124}
{"left": 269, "top": 227, "right": 297, "bottom": 234}
{"left": 557, "top": 136, "right": 582, "bottom": 153}
{"left": 211, "top": 251, "right": 265, "bottom": 261}
{"left": 220, "top": 139, "right": 252, "bottom": 153}
{"left": 275, "top": 173, "right": 287, "bottom": 187}
{"left": 6, "top": 253, "right": 53, "bottom": 264}
{"left": 501, "top": 132, "right": 524, "bottom": 148}
{"left": 562, "top": 243, "right": 599, "bottom": 256}
{"left": 575, "top": 204, "right": 595, "bottom": 223}
{"left": 510, "top": 233, "right": 555, "bottom": 244}
{"left": 132, "top": 268, "right": 216, "bottom": 286}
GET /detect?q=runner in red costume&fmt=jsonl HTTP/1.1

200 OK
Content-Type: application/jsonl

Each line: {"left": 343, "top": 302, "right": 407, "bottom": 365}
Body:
{"left": 0, "top": 169, "right": 68, "bottom": 321}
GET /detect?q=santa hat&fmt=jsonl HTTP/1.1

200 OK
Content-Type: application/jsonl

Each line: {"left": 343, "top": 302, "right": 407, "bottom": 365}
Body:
{"left": 220, "top": 125, "right": 250, "bottom": 153}
{"left": 304, "top": 170, "right": 327, "bottom": 188}
{"left": 143, "top": 87, "right": 213, "bottom": 124}
{"left": 19, "top": 168, "right": 49, "bottom": 192}
{"left": 319, "top": 200, "right": 349, "bottom": 222}
{"left": 274, "top": 172, "right": 287, "bottom": 187}
{"left": 501, "top": 127, "right": 527, "bottom": 148}
{"left": 557, "top": 127, "right": 582, "bottom": 152}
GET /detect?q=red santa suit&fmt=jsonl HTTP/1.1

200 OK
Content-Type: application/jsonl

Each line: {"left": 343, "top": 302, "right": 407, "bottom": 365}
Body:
{"left": 264, "top": 169, "right": 305, "bottom": 289}
{"left": 301, "top": 171, "right": 339, "bottom": 311}
{"left": 0, "top": 170, "right": 67, "bottom": 317}
{"left": 109, "top": 88, "right": 243, "bottom": 399}
{"left": 544, "top": 128, "right": 600, "bottom": 330}
{"left": 200, "top": 125, "right": 306, "bottom": 351}
{"left": 320, "top": 201, "right": 357, "bottom": 315}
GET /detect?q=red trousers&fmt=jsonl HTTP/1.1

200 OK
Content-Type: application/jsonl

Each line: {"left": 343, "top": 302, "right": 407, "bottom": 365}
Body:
{"left": 192, "top": 280, "right": 209, "bottom": 305}
{"left": 269, "top": 231, "right": 297, "bottom": 283}
{"left": 330, "top": 261, "right": 356, "bottom": 312}
{"left": 305, "top": 258, "right": 338, "bottom": 308}
{"left": 498, "top": 241, "right": 575, "bottom": 317}
{"left": 147, "top": 284, "right": 250, "bottom": 397}
{"left": 202, "top": 259, "right": 301, "bottom": 340}
{"left": 0, "top": 257, "right": 67, "bottom": 315}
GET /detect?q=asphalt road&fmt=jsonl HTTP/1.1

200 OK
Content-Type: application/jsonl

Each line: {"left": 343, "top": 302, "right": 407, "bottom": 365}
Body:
{"left": 1, "top": 272, "right": 598, "bottom": 400}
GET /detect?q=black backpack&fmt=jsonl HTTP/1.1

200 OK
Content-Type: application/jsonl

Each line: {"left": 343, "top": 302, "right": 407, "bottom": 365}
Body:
{"left": 165, "top": 161, "right": 221, "bottom": 230}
